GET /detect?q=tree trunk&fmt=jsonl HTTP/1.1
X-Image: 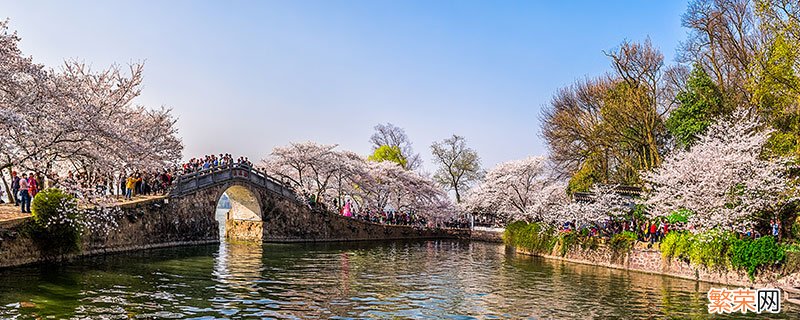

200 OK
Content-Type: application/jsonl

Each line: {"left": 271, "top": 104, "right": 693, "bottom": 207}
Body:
{"left": 1, "top": 166, "right": 14, "bottom": 205}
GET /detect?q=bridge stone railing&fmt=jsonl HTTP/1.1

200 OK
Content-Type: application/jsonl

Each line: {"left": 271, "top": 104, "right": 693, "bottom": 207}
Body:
{"left": 169, "top": 163, "right": 297, "bottom": 199}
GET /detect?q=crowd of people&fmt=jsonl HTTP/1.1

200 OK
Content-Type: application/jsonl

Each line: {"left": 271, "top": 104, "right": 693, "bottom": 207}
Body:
{"left": 119, "top": 171, "right": 175, "bottom": 199}
{"left": 1, "top": 153, "right": 258, "bottom": 211}
{"left": 558, "top": 215, "right": 784, "bottom": 246}
{"left": 8, "top": 171, "right": 46, "bottom": 213}
{"left": 559, "top": 218, "right": 672, "bottom": 244}
{"left": 118, "top": 154, "right": 255, "bottom": 199}
{"left": 180, "top": 154, "right": 253, "bottom": 174}
{"left": 354, "top": 209, "right": 430, "bottom": 227}
{"left": 304, "top": 195, "right": 471, "bottom": 229}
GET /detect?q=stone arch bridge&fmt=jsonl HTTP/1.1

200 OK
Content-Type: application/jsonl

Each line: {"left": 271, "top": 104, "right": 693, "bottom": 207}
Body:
{"left": 166, "top": 164, "right": 466, "bottom": 242}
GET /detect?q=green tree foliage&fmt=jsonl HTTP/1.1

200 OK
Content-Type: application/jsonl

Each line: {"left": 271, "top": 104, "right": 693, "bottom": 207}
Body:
{"left": 567, "top": 156, "right": 604, "bottom": 193}
{"left": 368, "top": 145, "right": 408, "bottom": 169}
{"left": 750, "top": 34, "right": 800, "bottom": 157}
{"left": 430, "top": 135, "right": 481, "bottom": 203}
{"left": 666, "top": 66, "right": 725, "bottom": 148}
{"left": 680, "top": 0, "right": 800, "bottom": 158}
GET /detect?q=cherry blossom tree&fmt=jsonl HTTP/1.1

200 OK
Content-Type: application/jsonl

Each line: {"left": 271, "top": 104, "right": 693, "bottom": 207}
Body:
{"left": 261, "top": 141, "right": 340, "bottom": 202}
{"left": 1, "top": 20, "right": 182, "bottom": 205}
{"left": 261, "top": 141, "right": 457, "bottom": 226}
{"left": 462, "top": 156, "right": 568, "bottom": 224}
{"left": 356, "top": 160, "right": 451, "bottom": 218}
{"left": 641, "top": 110, "right": 795, "bottom": 231}
{"left": 552, "top": 185, "right": 630, "bottom": 226}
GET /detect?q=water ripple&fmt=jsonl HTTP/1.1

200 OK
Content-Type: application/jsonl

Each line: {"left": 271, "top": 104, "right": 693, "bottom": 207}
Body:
{"left": 0, "top": 240, "right": 798, "bottom": 319}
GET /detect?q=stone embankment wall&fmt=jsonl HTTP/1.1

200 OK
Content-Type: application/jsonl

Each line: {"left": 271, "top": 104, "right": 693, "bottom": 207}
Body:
{"left": 514, "top": 242, "right": 798, "bottom": 288}
{"left": 0, "top": 187, "right": 502, "bottom": 268}
{"left": 213, "top": 180, "right": 502, "bottom": 243}
{"left": 0, "top": 197, "right": 219, "bottom": 269}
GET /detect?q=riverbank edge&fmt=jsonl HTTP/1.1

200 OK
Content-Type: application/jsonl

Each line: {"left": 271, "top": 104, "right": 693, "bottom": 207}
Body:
{"left": 0, "top": 231, "right": 502, "bottom": 269}
{"left": 0, "top": 199, "right": 503, "bottom": 269}
{"left": 511, "top": 243, "right": 800, "bottom": 290}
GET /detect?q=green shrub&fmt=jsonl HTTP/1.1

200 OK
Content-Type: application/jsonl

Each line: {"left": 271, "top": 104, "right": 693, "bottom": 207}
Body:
{"left": 687, "top": 230, "right": 735, "bottom": 270}
{"left": 730, "top": 236, "right": 786, "bottom": 281}
{"left": 660, "top": 231, "right": 696, "bottom": 261}
{"left": 559, "top": 231, "right": 579, "bottom": 256}
{"left": 580, "top": 235, "right": 600, "bottom": 251}
{"left": 29, "top": 188, "right": 82, "bottom": 255}
{"left": 660, "top": 232, "right": 680, "bottom": 259}
{"left": 674, "top": 232, "right": 694, "bottom": 260}
{"left": 661, "top": 230, "right": 790, "bottom": 279}
{"left": 609, "top": 231, "right": 638, "bottom": 254}
{"left": 504, "top": 221, "right": 557, "bottom": 254}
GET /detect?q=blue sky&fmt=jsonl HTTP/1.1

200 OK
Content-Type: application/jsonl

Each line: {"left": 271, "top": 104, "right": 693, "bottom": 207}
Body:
{"left": 2, "top": 0, "right": 688, "bottom": 172}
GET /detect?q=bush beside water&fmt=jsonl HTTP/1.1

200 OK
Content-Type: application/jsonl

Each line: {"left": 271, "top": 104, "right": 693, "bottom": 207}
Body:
{"left": 507, "top": 221, "right": 791, "bottom": 282}
{"left": 504, "top": 221, "right": 634, "bottom": 257}
{"left": 504, "top": 221, "right": 558, "bottom": 254}
{"left": 660, "top": 231, "right": 787, "bottom": 280}
{"left": 604, "top": 231, "right": 634, "bottom": 254}
{"left": 26, "top": 188, "right": 82, "bottom": 256}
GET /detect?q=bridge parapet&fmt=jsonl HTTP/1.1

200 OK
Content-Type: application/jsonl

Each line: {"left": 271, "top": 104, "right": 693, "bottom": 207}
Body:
{"left": 170, "top": 163, "right": 296, "bottom": 199}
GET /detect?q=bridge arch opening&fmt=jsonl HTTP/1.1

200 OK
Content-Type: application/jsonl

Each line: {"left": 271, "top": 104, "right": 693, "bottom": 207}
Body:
{"left": 216, "top": 184, "right": 263, "bottom": 241}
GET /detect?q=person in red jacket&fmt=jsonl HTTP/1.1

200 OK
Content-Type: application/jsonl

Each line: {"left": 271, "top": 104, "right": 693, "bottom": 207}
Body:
{"left": 649, "top": 222, "right": 658, "bottom": 244}
{"left": 28, "top": 172, "right": 39, "bottom": 198}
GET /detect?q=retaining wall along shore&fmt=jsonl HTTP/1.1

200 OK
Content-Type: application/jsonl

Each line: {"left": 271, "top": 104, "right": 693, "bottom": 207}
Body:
{"left": 512, "top": 241, "right": 800, "bottom": 289}
{"left": 0, "top": 197, "right": 501, "bottom": 269}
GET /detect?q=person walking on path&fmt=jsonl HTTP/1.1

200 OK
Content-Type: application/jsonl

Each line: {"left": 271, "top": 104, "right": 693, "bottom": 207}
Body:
{"left": 18, "top": 173, "right": 31, "bottom": 214}
{"left": 10, "top": 171, "right": 20, "bottom": 206}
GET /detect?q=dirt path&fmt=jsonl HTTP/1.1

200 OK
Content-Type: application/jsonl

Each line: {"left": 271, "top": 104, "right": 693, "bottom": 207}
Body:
{"left": 0, "top": 195, "right": 167, "bottom": 222}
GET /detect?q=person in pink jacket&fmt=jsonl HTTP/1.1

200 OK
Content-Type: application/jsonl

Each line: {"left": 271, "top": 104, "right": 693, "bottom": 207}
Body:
{"left": 343, "top": 199, "right": 353, "bottom": 217}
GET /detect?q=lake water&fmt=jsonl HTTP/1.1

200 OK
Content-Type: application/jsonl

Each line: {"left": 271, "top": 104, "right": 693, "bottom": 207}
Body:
{"left": 0, "top": 212, "right": 797, "bottom": 319}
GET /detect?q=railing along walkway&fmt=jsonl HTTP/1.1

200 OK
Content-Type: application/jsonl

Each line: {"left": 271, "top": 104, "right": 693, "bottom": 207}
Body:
{"left": 169, "top": 163, "right": 296, "bottom": 199}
